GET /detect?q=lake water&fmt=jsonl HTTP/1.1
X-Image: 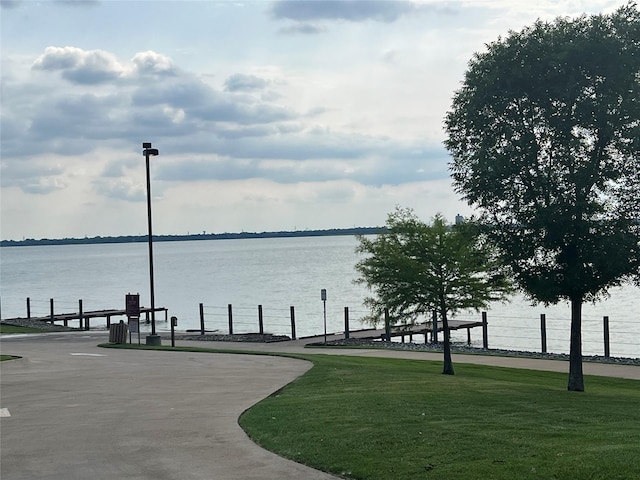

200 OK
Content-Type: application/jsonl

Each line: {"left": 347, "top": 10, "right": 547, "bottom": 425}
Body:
{"left": 0, "top": 236, "right": 638, "bottom": 358}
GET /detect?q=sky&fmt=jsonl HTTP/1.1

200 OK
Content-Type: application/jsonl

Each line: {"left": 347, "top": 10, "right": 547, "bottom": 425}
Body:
{"left": 0, "top": 0, "right": 623, "bottom": 240}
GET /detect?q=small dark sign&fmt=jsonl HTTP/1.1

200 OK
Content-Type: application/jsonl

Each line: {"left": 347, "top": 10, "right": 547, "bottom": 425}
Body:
{"left": 126, "top": 293, "right": 140, "bottom": 317}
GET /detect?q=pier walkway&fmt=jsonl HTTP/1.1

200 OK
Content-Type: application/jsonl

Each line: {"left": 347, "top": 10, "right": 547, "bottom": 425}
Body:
{"left": 2, "top": 306, "right": 168, "bottom": 330}
{"left": 303, "top": 319, "right": 484, "bottom": 344}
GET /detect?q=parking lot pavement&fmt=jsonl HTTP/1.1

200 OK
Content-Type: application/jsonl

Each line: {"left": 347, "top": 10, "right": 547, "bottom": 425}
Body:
{"left": 0, "top": 333, "right": 341, "bottom": 480}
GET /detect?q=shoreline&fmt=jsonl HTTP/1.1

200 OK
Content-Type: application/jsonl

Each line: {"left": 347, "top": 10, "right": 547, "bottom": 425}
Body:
{"left": 0, "top": 227, "right": 384, "bottom": 247}
{"left": 4, "top": 317, "right": 639, "bottom": 367}
{"left": 177, "top": 330, "right": 640, "bottom": 366}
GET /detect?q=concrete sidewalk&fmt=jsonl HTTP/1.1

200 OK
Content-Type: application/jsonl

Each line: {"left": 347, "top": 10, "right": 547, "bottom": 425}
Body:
{"left": 173, "top": 334, "right": 640, "bottom": 380}
{"left": 1, "top": 331, "right": 638, "bottom": 480}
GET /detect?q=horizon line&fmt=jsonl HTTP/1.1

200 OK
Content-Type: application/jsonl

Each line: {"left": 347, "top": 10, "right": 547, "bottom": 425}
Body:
{"left": 0, "top": 226, "right": 387, "bottom": 247}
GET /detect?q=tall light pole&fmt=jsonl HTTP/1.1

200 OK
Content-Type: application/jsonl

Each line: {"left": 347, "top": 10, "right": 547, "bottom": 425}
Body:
{"left": 143, "top": 142, "right": 161, "bottom": 346}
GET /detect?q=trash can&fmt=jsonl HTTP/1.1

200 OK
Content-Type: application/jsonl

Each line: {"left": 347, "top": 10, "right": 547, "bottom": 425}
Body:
{"left": 109, "top": 320, "right": 128, "bottom": 344}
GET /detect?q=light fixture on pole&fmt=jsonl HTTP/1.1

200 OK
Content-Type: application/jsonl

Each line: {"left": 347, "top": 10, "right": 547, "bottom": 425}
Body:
{"left": 143, "top": 142, "right": 161, "bottom": 346}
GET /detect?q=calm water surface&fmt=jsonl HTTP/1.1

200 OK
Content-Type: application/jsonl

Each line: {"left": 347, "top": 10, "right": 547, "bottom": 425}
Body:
{"left": 1, "top": 236, "right": 638, "bottom": 357}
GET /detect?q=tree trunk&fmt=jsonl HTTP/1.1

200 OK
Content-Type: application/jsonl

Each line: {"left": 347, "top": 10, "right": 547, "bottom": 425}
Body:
{"left": 441, "top": 309, "right": 455, "bottom": 375}
{"left": 567, "top": 296, "right": 584, "bottom": 392}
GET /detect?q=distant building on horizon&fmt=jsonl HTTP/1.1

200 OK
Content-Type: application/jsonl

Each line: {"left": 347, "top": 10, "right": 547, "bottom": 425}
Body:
{"left": 455, "top": 214, "right": 465, "bottom": 225}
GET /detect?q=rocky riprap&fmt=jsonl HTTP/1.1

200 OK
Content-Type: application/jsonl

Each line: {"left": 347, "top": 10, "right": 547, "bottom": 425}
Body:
{"left": 0, "top": 318, "right": 78, "bottom": 332}
{"left": 180, "top": 332, "right": 292, "bottom": 343}
{"left": 311, "top": 338, "right": 640, "bottom": 366}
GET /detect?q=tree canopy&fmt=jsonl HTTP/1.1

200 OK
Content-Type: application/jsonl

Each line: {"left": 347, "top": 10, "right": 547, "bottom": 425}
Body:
{"left": 355, "top": 208, "right": 511, "bottom": 374}
{"left": 445, "top": 4, "right": 640, "bottom": 391}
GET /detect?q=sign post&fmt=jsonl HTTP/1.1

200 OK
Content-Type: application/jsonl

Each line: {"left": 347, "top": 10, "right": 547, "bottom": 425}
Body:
{"left": 170, "top": 316, "right": 177, "bottom": 347}
{"left": 126, "top": 293, "right": 141, "bottom": 345}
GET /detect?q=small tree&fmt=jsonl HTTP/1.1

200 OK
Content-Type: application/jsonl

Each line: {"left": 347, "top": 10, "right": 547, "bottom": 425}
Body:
{"left": 445, "top": 4, "right": 640, "bottom": 390}
{"left": 355, "top": 207, "right": 511, "bottom": 375}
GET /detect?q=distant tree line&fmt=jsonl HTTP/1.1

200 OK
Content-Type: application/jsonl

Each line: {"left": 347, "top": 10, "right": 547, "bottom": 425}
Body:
{"left": 0, "top": 227, "right": 387, "bottom": 248}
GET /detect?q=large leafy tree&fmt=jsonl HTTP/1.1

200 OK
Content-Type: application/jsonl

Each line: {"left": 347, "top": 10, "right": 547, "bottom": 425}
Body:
{"left": 445, "top": 4, "right": 640, "bottom": 391}
{"left": 355, "top": 208, "right": 511, "bottom": 375}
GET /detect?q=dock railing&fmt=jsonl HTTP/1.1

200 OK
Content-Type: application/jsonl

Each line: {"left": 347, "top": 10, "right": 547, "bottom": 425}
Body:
{"left": 198, "top": 303, "right": 297, "bottom": 339}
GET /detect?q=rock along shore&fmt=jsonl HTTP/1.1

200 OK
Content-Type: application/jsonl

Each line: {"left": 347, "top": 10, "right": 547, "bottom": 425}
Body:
{"left": 311, "top": 338, "right": 640, "bottom": 366}
{"left": 1, "top": 318, "right": 78, "bottom": 331}
{"left": 3, "top": 317, "right": 638, "bottom": 366}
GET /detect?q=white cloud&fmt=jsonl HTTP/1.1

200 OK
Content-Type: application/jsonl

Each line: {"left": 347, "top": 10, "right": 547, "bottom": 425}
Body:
{"left": 94, "top": 177, "right": 146, "bottom": 202}
{"left": 224, "top": 73, "right": 270, "bottom": 92}
{"left": 131, "top": 51, "right": 179, "bottom": 77}
{"left": 0, "top": 0, "right": 621, "bottom": 240}
{"left": 22, "top": 176, "right": 68, "bottom": 195}
{"left": 32, "top": 46, "right": 128, "bottom": 84}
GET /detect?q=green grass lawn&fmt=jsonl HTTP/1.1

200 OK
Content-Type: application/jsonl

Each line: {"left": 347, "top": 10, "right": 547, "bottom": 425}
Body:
{"left": 239, "top": 355, "right": 640, "bottom": 480}
{"left": 101, "top": 343, "right": 640, "bottom": 479}
{"left": 0, "top": 324, "right": 46, "bottom": 334}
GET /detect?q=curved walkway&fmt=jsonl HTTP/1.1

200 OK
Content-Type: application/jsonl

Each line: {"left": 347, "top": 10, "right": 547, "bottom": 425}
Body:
{"left": 1, "top": 331, "right": 638, "bottom": 480}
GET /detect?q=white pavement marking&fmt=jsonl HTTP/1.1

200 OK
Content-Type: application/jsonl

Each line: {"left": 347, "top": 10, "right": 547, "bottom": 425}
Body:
{"left": 0, "top": 408, "right": 11, "bottom": 417}
{"left": 70, "top": 353, "right": 106, "bottom": 357}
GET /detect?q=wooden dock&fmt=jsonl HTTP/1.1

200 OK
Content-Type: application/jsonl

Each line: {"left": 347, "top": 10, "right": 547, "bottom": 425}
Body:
{"left": 2, "top": 306, "right": 168, "bottom": 330}
{"left": 303, "top": 318, "right": 486, "bottom": 345}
